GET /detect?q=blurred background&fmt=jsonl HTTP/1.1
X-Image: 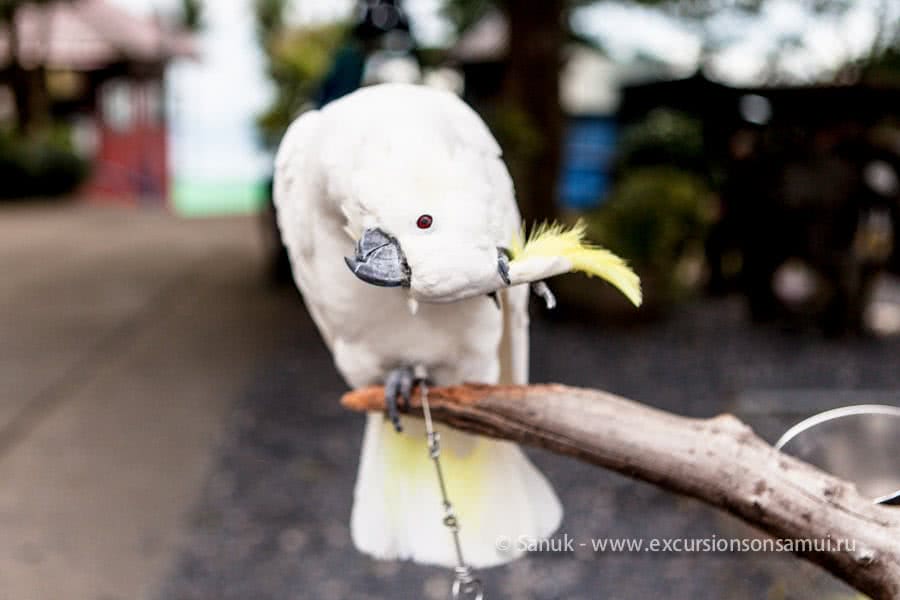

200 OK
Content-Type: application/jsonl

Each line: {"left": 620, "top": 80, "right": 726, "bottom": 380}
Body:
{"left": 1, "top": 0, "right": 899, "bottom": 599}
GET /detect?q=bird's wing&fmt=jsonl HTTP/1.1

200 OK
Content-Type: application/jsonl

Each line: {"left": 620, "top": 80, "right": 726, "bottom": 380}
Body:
{"left": 273, "top": 109, "right": 339, "bottom": 350}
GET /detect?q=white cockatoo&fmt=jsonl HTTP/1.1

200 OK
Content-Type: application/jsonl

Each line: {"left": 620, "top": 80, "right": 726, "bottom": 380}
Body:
{"left": 274, "top": 83, "right": 641, "bottom": 568}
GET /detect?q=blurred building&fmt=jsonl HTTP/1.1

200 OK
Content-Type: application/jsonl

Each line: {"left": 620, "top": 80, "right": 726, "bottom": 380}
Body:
{"left": 0, "top": 0, "right": 194, "bottom": 205}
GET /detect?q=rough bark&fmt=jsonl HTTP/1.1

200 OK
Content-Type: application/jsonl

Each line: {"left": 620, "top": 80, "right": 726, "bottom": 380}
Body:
{"left": 342, "top": 383, "right": 900, "bottom": 600}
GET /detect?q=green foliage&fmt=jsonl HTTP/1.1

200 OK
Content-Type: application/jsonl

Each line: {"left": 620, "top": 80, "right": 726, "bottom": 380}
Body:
{"left": 862, "top": 46, "right": 900, "bottom": 86}
{"left": 179, "top": 0, "right": 203, "bottom": 31}
{"left": 254, "top": 1, "right": 347, "bottom": 147}
{"left": 0, "top": 127, "right": 89, "bottom": 199}
{"left": 442, "top": 0, "right": 596, "bottom": 34}
{"left": 253, "top": 0, "right": 288, "bottom": 42}
{"left": 615, "top": 109, "right": 706, "bottom": 175}
{"left": 588, "top": 167, "right": 714, "bottom": 277}
{"left": 441, "top": 0, "right": 492, "bottom": 35}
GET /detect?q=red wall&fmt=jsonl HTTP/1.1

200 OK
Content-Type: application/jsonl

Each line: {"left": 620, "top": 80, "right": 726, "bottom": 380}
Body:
{"left": 82, "top": 78, "right": 169, "bottom": 207}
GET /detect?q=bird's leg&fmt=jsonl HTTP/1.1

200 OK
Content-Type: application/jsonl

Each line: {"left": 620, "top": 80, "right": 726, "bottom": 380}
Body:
{"left": 383, "top": 366, "right": 414, "bottom": 433}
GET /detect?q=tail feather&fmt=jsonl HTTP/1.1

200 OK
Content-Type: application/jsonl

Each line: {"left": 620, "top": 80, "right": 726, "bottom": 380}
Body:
{"left": 351, "top": 413, "right": 562, "bottom": 568}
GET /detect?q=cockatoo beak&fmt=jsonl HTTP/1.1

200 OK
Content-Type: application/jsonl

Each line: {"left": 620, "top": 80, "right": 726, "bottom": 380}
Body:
{"left": 346, "top": 228, "right": 512, "bottom": 300}
{"left": 344, "top": 228, "right": 411, "bottom": 287}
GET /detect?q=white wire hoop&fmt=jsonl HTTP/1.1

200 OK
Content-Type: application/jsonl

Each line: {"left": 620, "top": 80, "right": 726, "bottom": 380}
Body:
{"left": 775, "top": 404, "right": 900, "bottom": 506}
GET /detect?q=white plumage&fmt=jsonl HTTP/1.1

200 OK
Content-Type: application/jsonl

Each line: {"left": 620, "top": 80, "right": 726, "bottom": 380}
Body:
{"left": 275, "top": 83, "right": 562, "bottom": 568}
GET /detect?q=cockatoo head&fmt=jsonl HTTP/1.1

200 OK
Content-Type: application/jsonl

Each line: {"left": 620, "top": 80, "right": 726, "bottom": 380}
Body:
{"left": 341, "top": 144, "right": 513, "bottom": 304}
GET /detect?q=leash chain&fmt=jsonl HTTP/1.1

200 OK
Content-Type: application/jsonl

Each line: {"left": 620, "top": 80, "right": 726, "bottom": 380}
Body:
{"left": 415, "top": 366, "right": 484, "bottom": 600}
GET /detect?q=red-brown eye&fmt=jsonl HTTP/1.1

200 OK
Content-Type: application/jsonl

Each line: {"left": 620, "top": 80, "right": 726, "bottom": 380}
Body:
{"left": 416, "top": 214, "right": 433, "bottom": 229}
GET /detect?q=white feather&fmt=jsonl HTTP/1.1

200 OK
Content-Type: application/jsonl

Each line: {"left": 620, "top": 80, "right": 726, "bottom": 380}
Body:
{"left": 274, "top": 83, "right": 561, "bottom": 568}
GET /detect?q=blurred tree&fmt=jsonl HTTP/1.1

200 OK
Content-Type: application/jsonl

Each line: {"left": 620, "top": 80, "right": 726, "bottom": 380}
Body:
{"left": 0, "top": 125, "right": 88, "bottom": 199}
{"left": 441, "top": 0, "right": 899, "bottom": 223}
{"left": 179, "top": 0, "right": 203, "bottom": 31}
{"left": 503, "top": 0, "right": 565, "bottom": 225}
{"left": 588, "top": 166, "right": 715, "bottom": 299}
{"left": 0, "top": 0, "right": 73, "bottom": 134}
{"left": 254, "top": 1, "right": 418, "bottom": 147}
{"left": 253, "top": 0, "right": 346, "bottom": 147}
{"left": 634, "top": 0, "right": 899, "bottom": 84}
{"left": 615, "top": 109, "right": 706, "bottom": 176}
{"left": 442, "top": 0, "right": 488, "bottom": 35}
{"left": 254, "top": 0, "right": 287, "bottom": 41}
{"left": 850, "top": 0, "right": 900, "bottom": 86}
{"left": 861, "top": 47, "right": 900, "bottom": 87}
{"left": 444, "top": 0, "right": 581, "bottom": 224}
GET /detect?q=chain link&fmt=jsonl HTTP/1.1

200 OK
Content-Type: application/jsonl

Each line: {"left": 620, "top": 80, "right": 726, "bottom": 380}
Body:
{"left": 415, "top": 366, "right": 484, "bottom": 600}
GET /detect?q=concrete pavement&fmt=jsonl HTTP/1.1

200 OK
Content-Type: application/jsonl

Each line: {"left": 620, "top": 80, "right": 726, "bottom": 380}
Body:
{"left": 0, "top": 202, "right": 306, "bottom": 600}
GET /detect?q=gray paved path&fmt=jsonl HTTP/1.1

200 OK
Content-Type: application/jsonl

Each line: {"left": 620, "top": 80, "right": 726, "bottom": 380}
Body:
{"left": 0, "top": 202, "right": 306, "bottom": 600}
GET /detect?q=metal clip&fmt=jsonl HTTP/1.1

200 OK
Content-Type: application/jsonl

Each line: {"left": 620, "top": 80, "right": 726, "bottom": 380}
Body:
{"left": 451, "top": 565, "right": 484, "bottom": 600}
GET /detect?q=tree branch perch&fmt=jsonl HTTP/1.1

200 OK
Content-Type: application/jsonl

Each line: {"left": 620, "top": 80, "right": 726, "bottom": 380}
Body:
{"left": 342, "top": 383, "right": 900, "bottom": 599}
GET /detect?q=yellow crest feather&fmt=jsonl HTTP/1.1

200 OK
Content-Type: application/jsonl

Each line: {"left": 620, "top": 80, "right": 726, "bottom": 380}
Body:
{"left": 509, "top": 220, "right": 642, "bottom": 307}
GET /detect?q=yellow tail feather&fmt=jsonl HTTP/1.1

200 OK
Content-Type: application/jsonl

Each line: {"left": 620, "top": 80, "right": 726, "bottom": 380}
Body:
{"left": 509, "top": 220, "right": 642, "bottom": 307}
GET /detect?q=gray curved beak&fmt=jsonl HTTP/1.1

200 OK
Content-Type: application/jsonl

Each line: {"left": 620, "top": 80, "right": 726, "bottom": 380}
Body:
{"left": 876, "top": 490, "right": 900, "bottom": 505}
{"left": 344, "top": 228, "right": 410, "bottom": 288}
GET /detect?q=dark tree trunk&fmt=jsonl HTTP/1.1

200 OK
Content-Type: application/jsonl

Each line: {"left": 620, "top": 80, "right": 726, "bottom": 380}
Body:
{"left": 10, "top": 68, "right": 50, "bottom": 135}
{"left": 5, "top": 3, "right": 50, "bottom": 134}
{"left": 501, "top": 0, "right": 564, "bottom": 225}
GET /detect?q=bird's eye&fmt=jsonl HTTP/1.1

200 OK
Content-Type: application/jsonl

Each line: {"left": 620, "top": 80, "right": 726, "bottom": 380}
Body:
{"left": 416, "top": 214, "right": 433, "bottom": 229}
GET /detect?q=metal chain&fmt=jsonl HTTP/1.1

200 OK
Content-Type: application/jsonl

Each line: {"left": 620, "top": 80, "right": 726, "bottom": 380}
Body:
{"left": 415, "top": 366, "right": 484, "bottom": 600}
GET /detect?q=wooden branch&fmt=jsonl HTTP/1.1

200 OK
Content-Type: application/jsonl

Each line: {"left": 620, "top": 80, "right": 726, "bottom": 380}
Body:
{"left": 342, "top": 383, "right": 900, "bottom": 599}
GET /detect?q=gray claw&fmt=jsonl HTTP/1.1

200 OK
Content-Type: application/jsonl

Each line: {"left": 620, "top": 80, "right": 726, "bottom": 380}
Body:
{"left": 384, "top": 367, "right": 414, "bottom": 432}
{"left": 497, "top": 248, "right": 511, "bottom": 286}
{"left": 487, "top": 291, "right": 501, "bottom": 309}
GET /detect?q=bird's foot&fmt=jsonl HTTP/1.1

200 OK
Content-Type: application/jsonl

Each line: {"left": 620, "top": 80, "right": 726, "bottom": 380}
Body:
{"left": 383, "top": 365, "right": 428, "bottom": 433}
